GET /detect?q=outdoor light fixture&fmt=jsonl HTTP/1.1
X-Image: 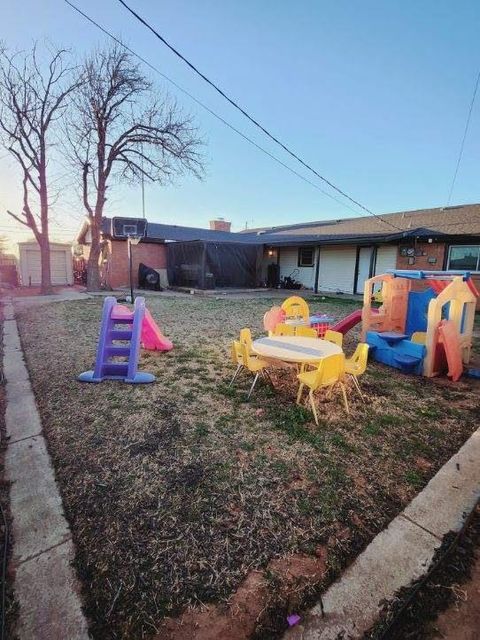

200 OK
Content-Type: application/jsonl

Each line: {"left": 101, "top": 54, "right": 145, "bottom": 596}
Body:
{"left": 268, "top": 249, "right": 274, "bottom": 256}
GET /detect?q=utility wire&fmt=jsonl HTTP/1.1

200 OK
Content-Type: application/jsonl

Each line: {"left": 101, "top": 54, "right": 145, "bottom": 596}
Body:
{"left": 446, "top": 69, "right": 480, "bottom": 206}
{"left": 115, "top": 0, "right": 403, "bottom": 232}
{"left": 63, "top": 0, "right": 366, "bottom": 219}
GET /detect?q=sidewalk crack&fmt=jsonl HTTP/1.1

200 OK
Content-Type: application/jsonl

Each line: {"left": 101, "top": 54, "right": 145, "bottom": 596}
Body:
{"left": 400, "top": 513, "right": 442, "bottom": 540}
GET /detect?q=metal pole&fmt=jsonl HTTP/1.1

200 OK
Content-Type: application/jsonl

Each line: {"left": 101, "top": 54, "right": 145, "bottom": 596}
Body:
{"left": 141, "top": 141, "right": 146, "bottom": 219}
{"left": 128, "top": 237, "right": 134, "bottom": 303}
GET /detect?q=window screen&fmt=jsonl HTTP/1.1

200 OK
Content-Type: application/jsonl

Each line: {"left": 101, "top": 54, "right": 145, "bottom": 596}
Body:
{"left": 298, "top": 247, "right": 314, "bottom": 267}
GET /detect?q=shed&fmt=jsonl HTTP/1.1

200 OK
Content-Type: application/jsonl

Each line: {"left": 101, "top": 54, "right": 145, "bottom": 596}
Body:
{"left": 18, "top": 241, "right": 74, "bottom": 286}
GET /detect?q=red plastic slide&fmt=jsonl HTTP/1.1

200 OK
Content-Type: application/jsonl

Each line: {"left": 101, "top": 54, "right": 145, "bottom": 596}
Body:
{"left": 331, "top": 309, "right": 363, "bottom": 335}
{"left": 141, "top": 309, "right": 173, "bottom": 351}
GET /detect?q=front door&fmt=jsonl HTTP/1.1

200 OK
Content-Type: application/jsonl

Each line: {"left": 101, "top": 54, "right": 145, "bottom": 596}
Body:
{"left": 355, "top": 246, "right": 373, "bottom": 294}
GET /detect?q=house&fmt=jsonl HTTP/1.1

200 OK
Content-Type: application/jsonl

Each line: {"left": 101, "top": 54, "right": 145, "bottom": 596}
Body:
{"left": 247, "top": 203, "right": 480, "bottom": 295}
{"left": 18, "top": 241, "right": 74, "bottom": 286}
{"left": 76, "top": 204, "right": 480, "bottom": 297}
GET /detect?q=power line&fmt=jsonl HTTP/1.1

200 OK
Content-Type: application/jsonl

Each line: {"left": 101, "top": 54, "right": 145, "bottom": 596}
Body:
{"left": 446, "top": 69, "right": 480, "bottom": 206}
{"left": 115, "top": 0, "right": 403, "bottom": 232}
{"left": 63, "top": 0, "right": 364, "bottom": 219}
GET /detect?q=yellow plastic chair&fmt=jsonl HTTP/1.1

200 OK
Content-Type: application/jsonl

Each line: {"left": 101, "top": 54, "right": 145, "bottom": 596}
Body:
{"left": 295, "top": 326, "right": 317, "bottom": 338}
{"left": 296, "top": 353, "right": 349, "bottom": 424}
{"left": 239, "top": 328, "right": 270, "bottom": 399}
{"left": 411, "top": 331, "right": 427, "bottom": 344}
{"left": 281, "top": 296, "right": 310, "bottom": 322}
{"left": 273, "top": 323, "right": 295, "bottom": 336}
{"left": 345, "top": 343, "right": 369, "bottom": 400}
{"left": 324, "top": 329, "right": 343, "bottom": 348}
{"left": 229, "top": 340, "right": 244, "bottom": 387}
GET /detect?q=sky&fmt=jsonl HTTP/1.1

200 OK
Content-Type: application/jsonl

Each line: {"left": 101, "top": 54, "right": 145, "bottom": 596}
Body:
{"left": 1, "top": 0, "right": 480, "bottom": 252}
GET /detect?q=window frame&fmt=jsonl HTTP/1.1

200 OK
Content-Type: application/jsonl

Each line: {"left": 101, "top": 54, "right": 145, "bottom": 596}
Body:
{"left": 298, "top": 246, "right": 315, "bottom": 267}
{"left": 446, "top": 244, "right": 480, "bottom": 272}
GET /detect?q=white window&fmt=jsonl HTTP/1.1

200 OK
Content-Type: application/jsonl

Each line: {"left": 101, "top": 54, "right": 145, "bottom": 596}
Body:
{"left": 447, "top": 245, "right": 480, "bottom": 272}
{"left": 298, "top": 247, "right": 315, "bottom": 267}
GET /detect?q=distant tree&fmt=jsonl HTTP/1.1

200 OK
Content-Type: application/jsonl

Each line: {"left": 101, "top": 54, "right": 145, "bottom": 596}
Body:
{"left": 0, "top": 44, "right": 79, "bottom": 294}
{"left": 67, "top": 45, "right": 203, "bottom": 291}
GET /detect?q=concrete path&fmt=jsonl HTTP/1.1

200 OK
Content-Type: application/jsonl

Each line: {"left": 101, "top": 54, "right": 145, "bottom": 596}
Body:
{"left": 284, "top": 427, "right": 480, "bottom": 640}
{"left": 12, "top": 289, "right": 91, "bottom": 307}
{"left": 3, "top": 300, "right": 89, "bottom": 639}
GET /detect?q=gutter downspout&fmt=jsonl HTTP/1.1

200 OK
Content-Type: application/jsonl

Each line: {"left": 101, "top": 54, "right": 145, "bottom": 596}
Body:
{"left": 314, "top": 246, "right": 321, "bottom": 293}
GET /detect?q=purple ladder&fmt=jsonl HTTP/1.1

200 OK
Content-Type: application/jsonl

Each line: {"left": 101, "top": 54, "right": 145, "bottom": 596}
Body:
{"left": 78, "top": 296, "right": 155, "bottom": 384}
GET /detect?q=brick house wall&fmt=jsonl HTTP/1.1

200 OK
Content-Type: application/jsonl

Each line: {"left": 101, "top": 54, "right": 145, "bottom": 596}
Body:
{"left": 103, "top": 239, "right": 167, "bottom": 288}
{"left": 395, "top": 241, "right": 480, "bottom": 309}
{"left": 396, "top": 242, "right": 446, "bottom": 292}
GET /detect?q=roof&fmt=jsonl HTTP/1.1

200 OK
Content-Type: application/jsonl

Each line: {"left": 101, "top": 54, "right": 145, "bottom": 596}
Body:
{"left": 242, "top": 203, "right": 480, "bottom": 238}
{"left": 77, "top": 203, "right": 480, "bottom": 249}
{"left": 146, "top": 222, "right": 260, "bottom": 244}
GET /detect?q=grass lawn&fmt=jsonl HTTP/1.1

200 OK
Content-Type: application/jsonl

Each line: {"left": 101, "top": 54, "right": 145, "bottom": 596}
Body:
{"left": 16, "top": 294, "right": 480, "bottom": 640}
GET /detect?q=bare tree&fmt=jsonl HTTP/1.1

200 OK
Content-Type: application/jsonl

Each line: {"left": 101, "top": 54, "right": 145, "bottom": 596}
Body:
{"left": 68, "top": 45, "right": 203, "bottom": 291}
{"left": 0, "top": 44, "right": 79, "bottom": 294}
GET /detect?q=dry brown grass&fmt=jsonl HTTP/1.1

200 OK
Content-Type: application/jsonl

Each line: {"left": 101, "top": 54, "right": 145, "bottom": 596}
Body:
{"left": 16, "top": 294, "right": 480, "bottom": 640}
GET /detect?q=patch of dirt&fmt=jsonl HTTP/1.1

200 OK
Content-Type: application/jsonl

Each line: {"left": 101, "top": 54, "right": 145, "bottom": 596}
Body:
{"left": 158, "top": 552, "right": 328, "bottom": 640}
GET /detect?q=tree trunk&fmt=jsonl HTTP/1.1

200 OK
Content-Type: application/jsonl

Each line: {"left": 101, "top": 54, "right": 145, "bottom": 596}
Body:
{"left": 39, "top": 144, "right": 53, "bottom": 295}
{"left": 39, "top": 236, "right": 53, "bottom": 295}
{"left": 86, "top": 244, "right": 102, "bottom": 291}
{"left": 86, "top": 216, "right": 102, "bottom": 292}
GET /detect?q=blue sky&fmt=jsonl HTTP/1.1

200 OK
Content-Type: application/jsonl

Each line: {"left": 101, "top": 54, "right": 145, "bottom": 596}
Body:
{"left": 1, "top": 0, "right": 479, "bottom": 246}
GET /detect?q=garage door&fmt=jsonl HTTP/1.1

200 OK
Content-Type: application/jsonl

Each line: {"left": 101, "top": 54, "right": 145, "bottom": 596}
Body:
{"left": 374, "top": 246, "right": 398, "bottom": 276}
{"left": 318, "top": 246, "right": 356, "bottom": 294}
{"left": 24, "top": 249, "right": 70, "bottom": 285}
{"left": 50, "top": 250, "right": 68, "bottom": 284}
{"left": 25, "top": 250, "right": 42, "bottom": 285}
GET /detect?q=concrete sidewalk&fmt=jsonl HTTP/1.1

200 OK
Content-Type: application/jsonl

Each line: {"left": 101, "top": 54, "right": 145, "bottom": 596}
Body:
{"left": 3, "top": 300, "right": 89, "bottom": 639}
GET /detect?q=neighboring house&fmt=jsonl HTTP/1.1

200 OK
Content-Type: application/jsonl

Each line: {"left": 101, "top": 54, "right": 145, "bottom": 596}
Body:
{"left": 18, "top": 241, "right": 74, "bottom": 286}
{"left": 247, "top": 203, "right": 480, "bottom": 296}
{"left": 76, "top": 204, "right": 480, "bottom": 297}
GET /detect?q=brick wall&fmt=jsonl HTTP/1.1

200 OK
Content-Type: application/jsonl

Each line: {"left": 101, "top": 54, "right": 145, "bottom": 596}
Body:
{"left": 105, "top": 240, "right": 167, "bottom": 288}
{"left": 395, "top": 241, "right": 480, "bottom": 309}
{"left": 395, "top": 242, "right": 446, "bottom": 292}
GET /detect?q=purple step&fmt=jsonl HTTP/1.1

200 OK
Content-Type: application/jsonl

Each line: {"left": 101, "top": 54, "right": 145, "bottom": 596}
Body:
{"left": 101, "top": 362, "right": 129, "bottom": 377}
{"left": 111, "top": 317, "right": 134, "bottom": 324}
{"left": 108, "top": 330, "right": 132, "bottom": 341}
{"left": 105, "top": 346, "right": 131, "bottom": 358}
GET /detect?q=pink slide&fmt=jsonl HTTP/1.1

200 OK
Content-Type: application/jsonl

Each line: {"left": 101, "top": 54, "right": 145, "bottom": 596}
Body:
{"left": 141, "top": 309, "right": 173, "bottom": 351}
{"left": 331, "top": 309, "right": 363, "bottom": 335}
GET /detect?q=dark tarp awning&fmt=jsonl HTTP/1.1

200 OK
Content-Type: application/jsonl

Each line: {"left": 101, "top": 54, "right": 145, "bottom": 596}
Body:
{"left": 167, "top": 241, "right": 263, "bottom": 289}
